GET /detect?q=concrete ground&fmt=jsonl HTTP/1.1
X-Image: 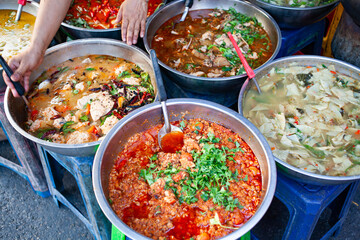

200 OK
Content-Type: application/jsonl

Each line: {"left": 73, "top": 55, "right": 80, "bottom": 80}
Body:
{"left": 0, "top": 139, "right": 359, "bottom": 240}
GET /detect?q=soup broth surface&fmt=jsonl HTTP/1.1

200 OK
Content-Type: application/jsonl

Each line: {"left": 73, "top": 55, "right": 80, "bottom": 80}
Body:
{"left": 244, "top": 63, "right": 360, "bottom": 176}
{"left": 26, "top": 55, "right": 154, "bottom": 144}
{"left": 151, "top": 8, "right": 273, "bottom": 78}
{"left": 0, "top": 10, "right": 35, "bottom": 63}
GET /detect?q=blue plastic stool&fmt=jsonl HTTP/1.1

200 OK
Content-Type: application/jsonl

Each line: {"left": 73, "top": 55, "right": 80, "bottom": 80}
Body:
{"left": 277, "top": 19, "right": 326, "bottom": 58}
{"left": 252, "top": 171, "right": 360, "bottom": 240}
{"left": 0, "top": 93, "right": 49, "bottom": 197}
{"left": 37, "top": 146, "right": 111, "bottom": 239}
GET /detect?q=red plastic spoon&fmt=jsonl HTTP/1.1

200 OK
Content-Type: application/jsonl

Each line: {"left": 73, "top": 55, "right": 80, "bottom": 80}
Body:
{"left": 227, "top": 32, "right": 262, "bottom": 93}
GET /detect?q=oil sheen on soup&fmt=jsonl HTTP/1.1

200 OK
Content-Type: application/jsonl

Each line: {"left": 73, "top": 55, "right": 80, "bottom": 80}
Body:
{"left": 109, "top": 118, "right": 262, "bottom": 240}
{"left": 151, "top": 8, "right": 273, "bottom": 78}
{"left": 26, "top": 55, "right": 154, "bottom": 144}
{"left": 243, "top": 63, "right": 360, "bottom": 176}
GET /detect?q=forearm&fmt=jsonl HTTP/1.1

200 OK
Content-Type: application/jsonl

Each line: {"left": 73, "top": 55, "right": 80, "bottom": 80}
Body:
{"left": 29, "top": 0, "right": 72, "bottom": 55}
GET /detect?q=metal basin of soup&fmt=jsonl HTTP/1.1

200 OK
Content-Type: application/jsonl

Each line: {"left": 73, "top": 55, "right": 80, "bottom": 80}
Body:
{"left": 249, "top": 0, "right": 339, "bottom": 29}
{"left": 4, "top": 39, "right": 157, "bottom": 157}
{"left": 60, "top": 0, "right": 166, "bottom": 39}
{"left": 0, "top": 0, "right": 39, "bottom": 92}
{"left": 239, "top": 55, "right": 360, "bottom": 185}
{"left": 144, "top": 0, "right": 281, "bottom": 95}
{"left": 93, "top": 99, "right": 276, "bottom": 240}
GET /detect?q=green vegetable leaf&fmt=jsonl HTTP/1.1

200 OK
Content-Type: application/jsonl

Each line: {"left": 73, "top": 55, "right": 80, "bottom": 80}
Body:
{"left": 60, "top": 121, "right": 75, "bottom": 134}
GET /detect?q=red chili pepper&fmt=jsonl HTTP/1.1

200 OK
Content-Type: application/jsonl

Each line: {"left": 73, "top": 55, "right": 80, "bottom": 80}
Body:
{"left": 113, "top": 111, "right": 123, "bottom": 119}
{"left": 356, "top": 130, "right": 360, "bottom": 135}
{"left": 138, "top": 92, "right": 147, "bottom": 105}
{"left": 330, "top": 71, "right": 337, "bottom": 75}
{"left": 30, "top": 110, "right": 39, "bottom": 121}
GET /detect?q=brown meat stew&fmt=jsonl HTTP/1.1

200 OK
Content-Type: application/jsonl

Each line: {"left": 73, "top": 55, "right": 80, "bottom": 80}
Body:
{"left": 109, "top": 118, "right": 262, "bottom": 239}
{"left": 151, "top": 8, "right": 273, "bottom": 78}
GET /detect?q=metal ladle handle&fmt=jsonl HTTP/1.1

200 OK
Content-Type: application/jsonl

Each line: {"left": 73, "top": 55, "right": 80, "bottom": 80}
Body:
{"left": 150, "top": 49, "right": 171, "bottom": 133}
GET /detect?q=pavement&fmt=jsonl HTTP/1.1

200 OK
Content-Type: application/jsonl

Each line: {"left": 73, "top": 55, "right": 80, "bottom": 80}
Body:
{"left": 0, "top": 138, "right": 359, "bottom": 240}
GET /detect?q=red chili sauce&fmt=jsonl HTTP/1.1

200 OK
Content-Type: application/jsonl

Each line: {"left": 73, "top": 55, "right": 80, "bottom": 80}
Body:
{"left": 65, "top": 0, "right": 163, "bottom": 29}
{"left": 108, "top": 118, "right": 262, "bottom": 240}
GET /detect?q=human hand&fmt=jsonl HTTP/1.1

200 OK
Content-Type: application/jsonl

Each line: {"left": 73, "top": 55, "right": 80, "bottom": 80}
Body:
{"left": 2, "top": 45, "right": 44, "bottom": 97}
{"left": 115, "top": 0, "right": 148, "bottom": 45}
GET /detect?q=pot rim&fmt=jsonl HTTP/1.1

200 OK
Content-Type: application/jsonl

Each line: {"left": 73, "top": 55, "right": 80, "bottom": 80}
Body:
{"left": 143, "top": 0, "right": 282, "bottom": 83}
{"left": 93, "top": 98, "right": 277, "bottom": 240}
{"left": 238, "top": 55, "right": 360, "bottom": 183}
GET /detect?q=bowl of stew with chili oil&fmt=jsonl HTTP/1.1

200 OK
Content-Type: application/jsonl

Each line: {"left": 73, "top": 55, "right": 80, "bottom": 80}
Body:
{"left": 144, "top": 0, "right": 281, "bottom": 95}
{"left": 93, "top": 98, "right": 277, "bottom": 240}
{"left": 60, "top": 0, "right": 166, "bottom": 40}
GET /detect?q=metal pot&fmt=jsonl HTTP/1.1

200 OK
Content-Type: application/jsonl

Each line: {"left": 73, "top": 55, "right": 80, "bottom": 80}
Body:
{"left": 248, "top": 0, "right": 339, "bottom": 29}
{"left": 144, "top": 0, "right": 281, "bottom": 95}
{"left": 60, "top": 0, "right": 167, "bottom": 40}
{"left": 0, "top": 0, "right": 39, "bottom": 92}
{"left": 238, "top": 55, "right": 360, "bottom": 185}
{"left": 93, "top": 98, "right": 276, "bottom": 240}
{"left": 341, "top": 0, "right": 360, "bottom": 26}
{"left": 4, "top": 38, "right": 157, "bottom": 157}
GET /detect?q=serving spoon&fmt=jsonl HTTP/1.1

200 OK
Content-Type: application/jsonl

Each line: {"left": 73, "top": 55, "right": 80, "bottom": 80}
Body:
{"left": 15, "top": 0, "right": 27, "bottom": 22}
{"left": 227, "top": 32, "right": 262, "bottom": 94}
{"left": 180, "top": 0, "right": 194, "bottom": 22}
{"left": 0, "top": 55, "right": 30, "bottom": 107}
{"left": 150, "top": 49, "right": 184, "bottom": 153}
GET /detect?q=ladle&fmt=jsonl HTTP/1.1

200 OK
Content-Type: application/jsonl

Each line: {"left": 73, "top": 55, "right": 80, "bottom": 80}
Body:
{"left": 227, "top": 32, "right": 262, "bottom": 94}
{"left": 179, "top": 0, "right": 194, "bottom": 22}
{"left": 15, "top": 0, "right": 27, "bottom": 22}
{"left": 150, "top": 50, "right": 183, "bottom": 153}
{"left": 0, "top": 55, "right": 30, "bottom": 107}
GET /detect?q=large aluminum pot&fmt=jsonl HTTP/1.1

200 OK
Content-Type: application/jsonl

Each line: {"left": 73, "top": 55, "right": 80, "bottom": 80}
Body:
{"left": 93, "top": 98, "right": 276, "bottom": 240}
{"left": 0, "top": 0, "right": 39, "bottom": 92}
{"left": 248, "top": 0, "right": 339, "bottom": 29}
{"left": 60, "top": 0, "right": 167, "bottom": 40}
{"left": 238, "top": 55, "right": 360, "bottom": 185}
{"left": 144, "top": 0, "right": 281, "bottom": 95}
{"left": 4, "top": 38, "right": 157, "bottom": 157}
{"left": 341, "top": 0, "right": 360, "bottom": 26}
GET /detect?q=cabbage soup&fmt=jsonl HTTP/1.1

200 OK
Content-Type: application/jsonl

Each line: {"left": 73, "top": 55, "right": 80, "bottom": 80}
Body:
{"left": 243, "top": 63, "right": 360, "bottom": 176}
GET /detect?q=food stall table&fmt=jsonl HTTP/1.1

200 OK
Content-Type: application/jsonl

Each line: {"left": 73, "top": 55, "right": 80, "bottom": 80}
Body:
{"left": 0, "top": 93, "right": 49, "bottom": 197}
{"left": 252, "top": 171, "right": 360, "bottom": 240}
{"left": 37, "top": 146, "right": 111, "bottom": 240}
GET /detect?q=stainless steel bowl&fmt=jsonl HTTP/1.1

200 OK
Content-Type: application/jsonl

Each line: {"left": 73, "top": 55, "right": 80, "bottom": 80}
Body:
{"left": 248, "top": 0, "right": 339, "bottom": 29}
{"left": 144, "top": 0, "right": 281, "bottom": 95}
{"left": 60, "top": 0, "right": 167, "bottom": 40}
{"left": 93, "top": 98, "right": 276, "bottom": 240}
{"left": 238, "top": 55, "right": 360, "bottom": 185}
{"left": 341, "top": 0, "right": 360, "bottom": 26}
{"left": 0, "top": 0, "right": 39, "bottom": 92}
{"left": 4, "top": 38, "right": 157, "bottom": 157}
